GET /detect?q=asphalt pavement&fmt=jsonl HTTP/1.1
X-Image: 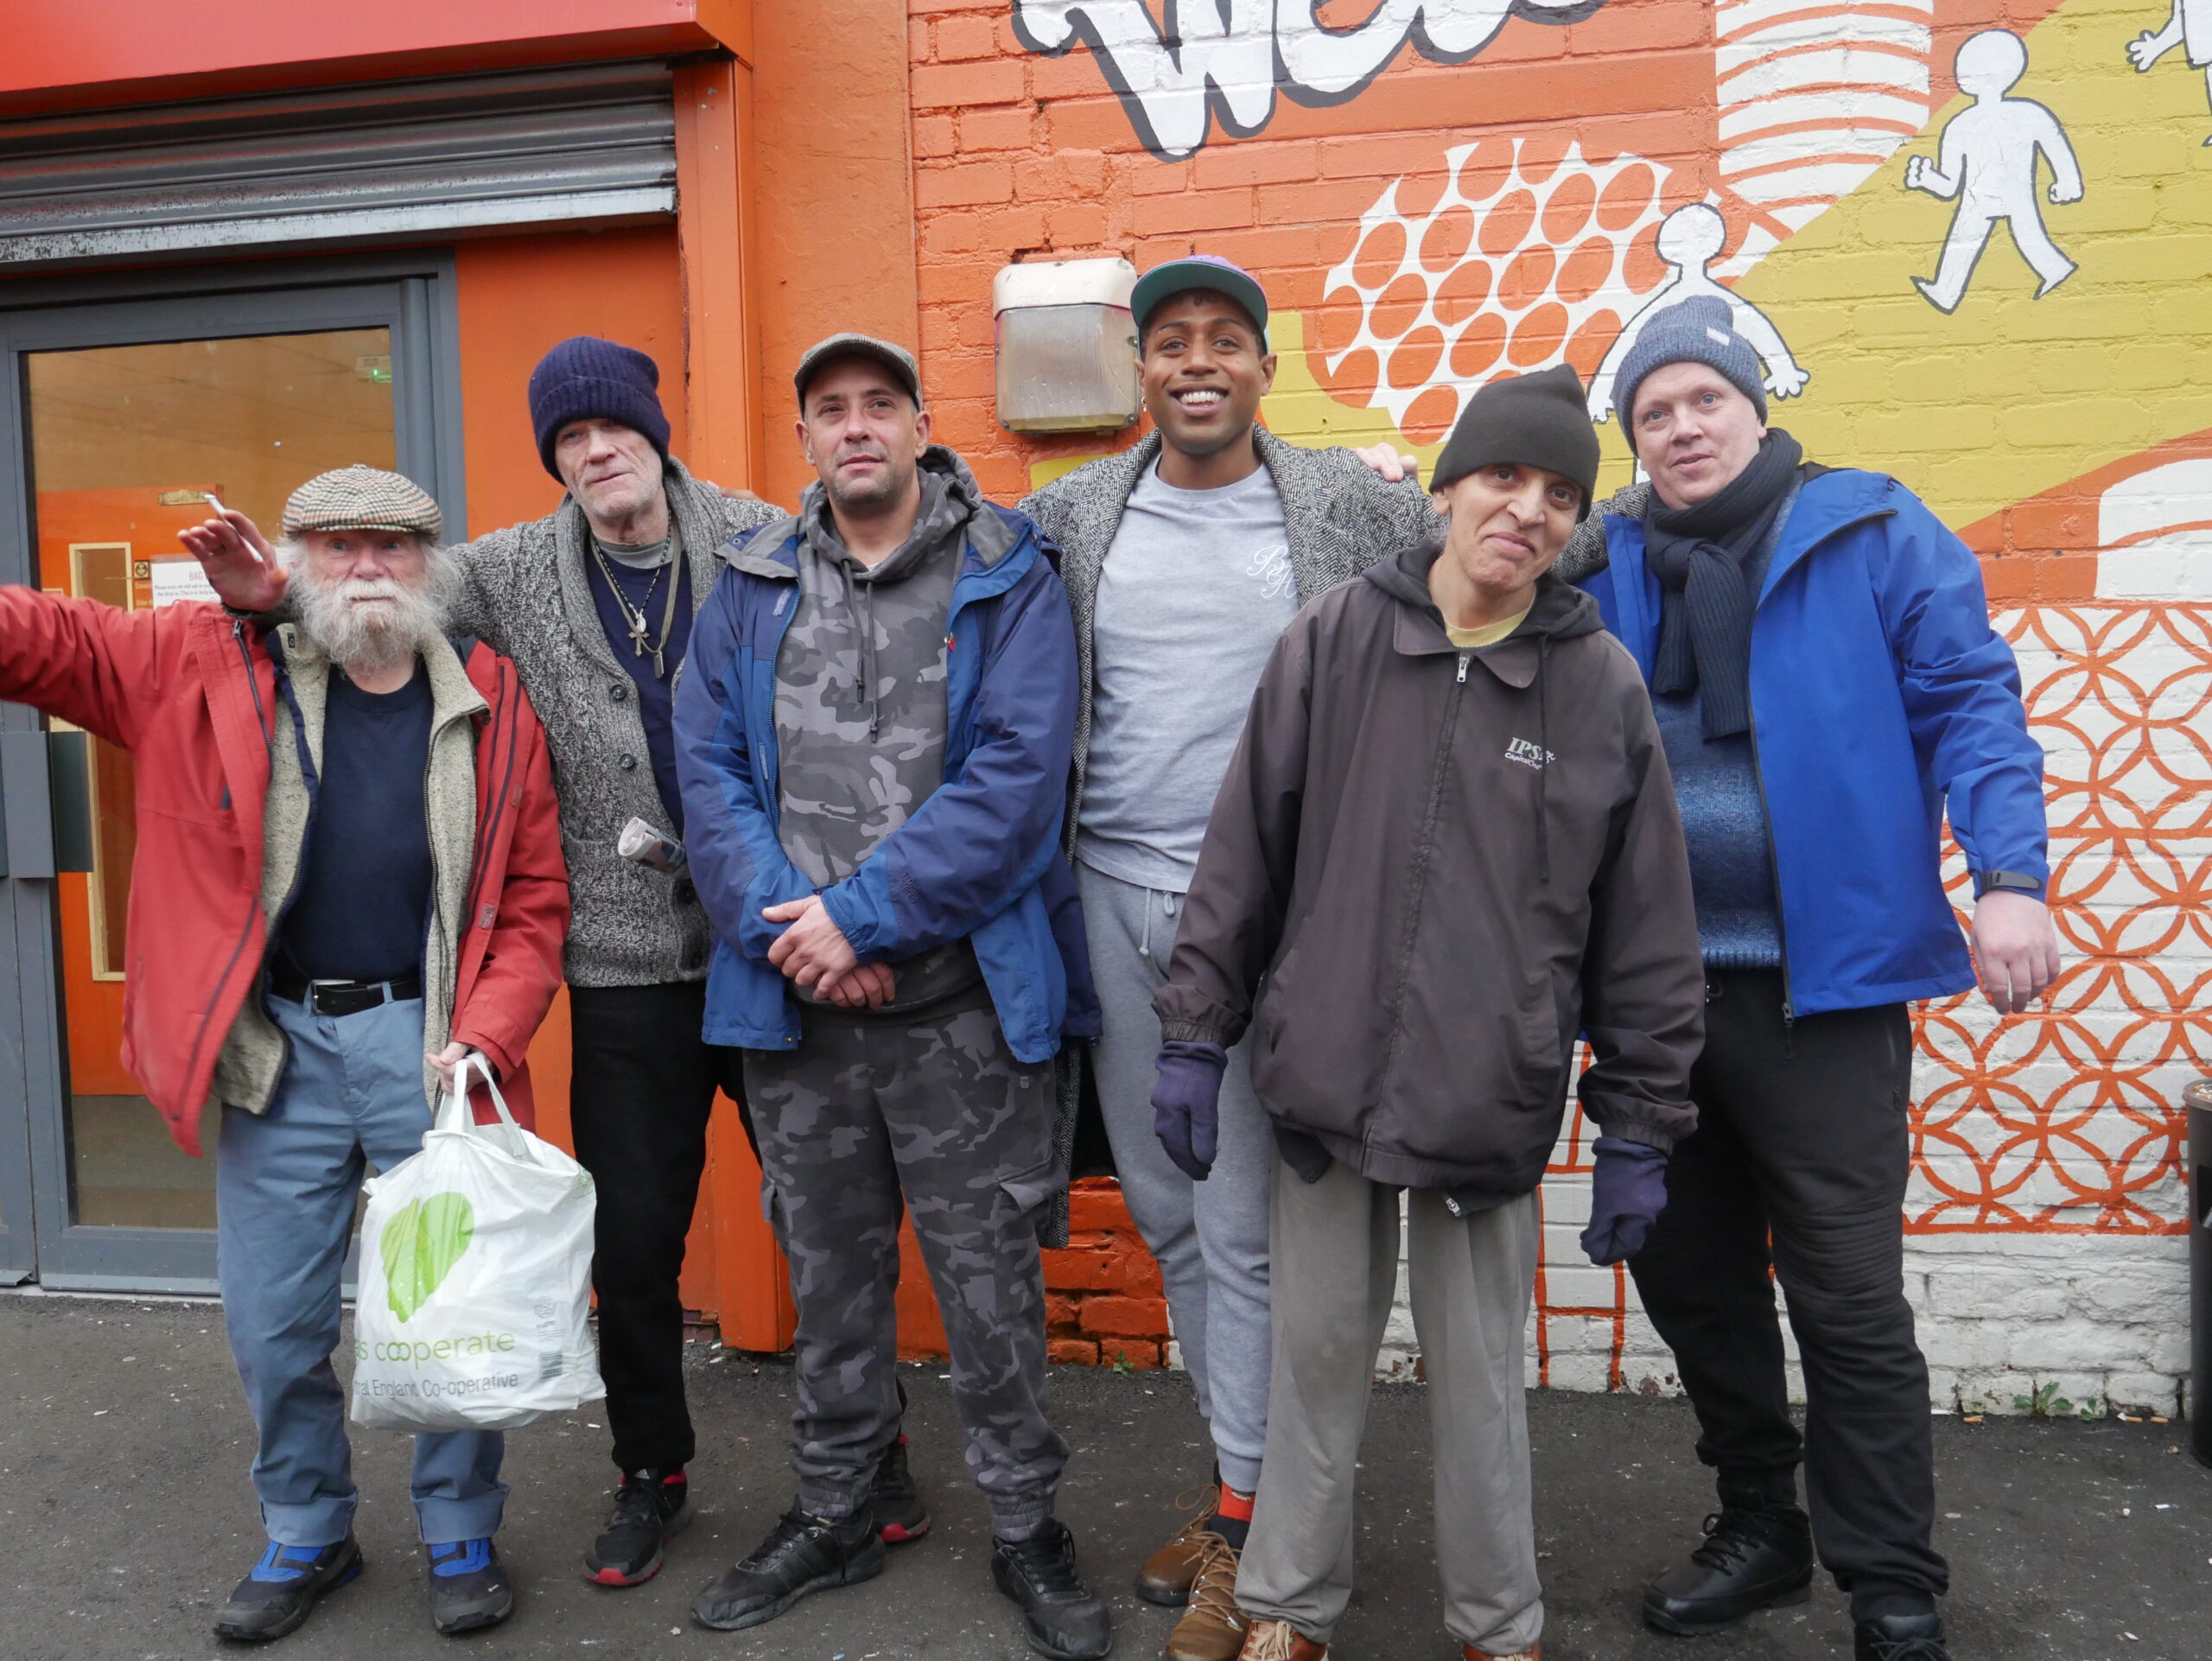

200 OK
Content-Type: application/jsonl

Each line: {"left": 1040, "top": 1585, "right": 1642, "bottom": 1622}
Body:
{"left": 1, "top": 1291, "right": 2204, "bottom": 1661}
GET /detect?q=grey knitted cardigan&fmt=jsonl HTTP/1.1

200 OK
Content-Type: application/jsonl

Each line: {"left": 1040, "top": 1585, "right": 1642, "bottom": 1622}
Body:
{"left": 1018, "top": 427, "right": 1440, "bottom": 1239}
{"left": 1556, "top": 479, "right": 1649, "bottom": 585}
{"left": 445, "top": 457, "right": 780, "bottom": 987}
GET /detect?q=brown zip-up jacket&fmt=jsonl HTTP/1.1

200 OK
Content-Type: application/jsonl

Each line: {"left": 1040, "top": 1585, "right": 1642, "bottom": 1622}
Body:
{"left": 1156, "top": 539, "right": 1704, "bottom": 1203}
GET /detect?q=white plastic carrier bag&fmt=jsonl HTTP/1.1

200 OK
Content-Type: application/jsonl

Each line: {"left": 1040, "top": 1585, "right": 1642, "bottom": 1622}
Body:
{"left": 350, "top": 1056, "right": 603, "bottom": 1432}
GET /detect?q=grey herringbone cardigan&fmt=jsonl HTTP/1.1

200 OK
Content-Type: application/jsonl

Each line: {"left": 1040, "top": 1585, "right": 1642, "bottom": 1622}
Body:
{"left": 446, "top": 458, "right": 780, "bottom": 987}
{"left": 1018, "top": 427, "right": 1438, "bottom": 1241}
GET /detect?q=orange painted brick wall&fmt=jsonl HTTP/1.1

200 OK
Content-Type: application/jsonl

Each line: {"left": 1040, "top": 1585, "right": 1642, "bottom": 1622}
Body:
{"left": 878, "top": 0, "right": 2212, "bottom": 1410}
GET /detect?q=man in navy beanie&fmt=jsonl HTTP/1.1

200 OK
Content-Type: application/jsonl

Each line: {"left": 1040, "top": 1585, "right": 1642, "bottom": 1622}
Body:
{"left": 1560, "top": 295, "right": 2058, "bottom": 1661}
{"left": 175, "top": 334, "right": 933, "bottom": 1591}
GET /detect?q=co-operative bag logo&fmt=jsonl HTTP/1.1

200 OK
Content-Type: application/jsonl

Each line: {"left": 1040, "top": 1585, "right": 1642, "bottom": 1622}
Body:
{"left": 380, "top": 1193, "right": 475, "bottom": 1323}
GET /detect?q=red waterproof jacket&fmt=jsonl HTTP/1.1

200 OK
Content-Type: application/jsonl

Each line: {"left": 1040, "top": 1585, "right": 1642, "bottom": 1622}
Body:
{"left": 0, "top": 588, "right": 569, "bottom": 1154}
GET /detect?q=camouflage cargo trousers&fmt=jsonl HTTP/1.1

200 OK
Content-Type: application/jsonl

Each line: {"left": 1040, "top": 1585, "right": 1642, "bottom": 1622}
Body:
{"left": 744, "top": 993, "right": 1067, "bottom": 1539}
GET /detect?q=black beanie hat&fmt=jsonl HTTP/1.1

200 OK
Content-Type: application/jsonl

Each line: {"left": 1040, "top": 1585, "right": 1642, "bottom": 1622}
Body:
{"left": 1428, "top": 363, "right": 1602, "bottom": 519}
{"left": 528, "top": 336, "right": 672, "bottom": 482}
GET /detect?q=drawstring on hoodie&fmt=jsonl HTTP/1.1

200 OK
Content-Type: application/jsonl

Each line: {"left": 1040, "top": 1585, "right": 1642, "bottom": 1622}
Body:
{"left": 1535, "top": 634, "right": 1552, "bottom": 884}
{"left": 836, "top": 558, "right": 885, "bottom": 741}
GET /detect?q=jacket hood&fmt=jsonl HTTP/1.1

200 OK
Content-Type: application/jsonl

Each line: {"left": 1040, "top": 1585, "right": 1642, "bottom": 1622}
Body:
{"left": 1364, "top": 536, "right": 1605, "bottom": 645}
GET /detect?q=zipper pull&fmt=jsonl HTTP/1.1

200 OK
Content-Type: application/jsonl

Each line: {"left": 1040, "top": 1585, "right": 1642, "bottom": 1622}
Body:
{"left": 1456, "top": 652, "right": 1471, "bottom": 684}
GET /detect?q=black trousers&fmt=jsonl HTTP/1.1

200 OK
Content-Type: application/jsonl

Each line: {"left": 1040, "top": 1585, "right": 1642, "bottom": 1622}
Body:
{"left": 568, "top": 980, "right": 749, "bottom": 1474}
{"left": 1628, "top": 970, "right": 1948, "bottom": 1614}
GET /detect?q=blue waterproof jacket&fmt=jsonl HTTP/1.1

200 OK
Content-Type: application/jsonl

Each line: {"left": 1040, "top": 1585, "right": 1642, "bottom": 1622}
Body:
{"left": 674, "top": 500, "right": 1098, "bottom": 1060}
{"left": 1580, "top": 468, "right": 2048, "bottom": 1016}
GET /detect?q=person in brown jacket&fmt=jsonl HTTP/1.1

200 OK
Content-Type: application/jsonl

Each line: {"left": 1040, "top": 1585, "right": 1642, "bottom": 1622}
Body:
{"left": 1147, "top": 365, "right": 1705, "bottom": 1661}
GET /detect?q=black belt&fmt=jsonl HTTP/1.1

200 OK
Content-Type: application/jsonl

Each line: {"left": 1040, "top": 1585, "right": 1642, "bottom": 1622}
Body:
{"left": 270, "top": 964, "right": 423, "bottom": 1017}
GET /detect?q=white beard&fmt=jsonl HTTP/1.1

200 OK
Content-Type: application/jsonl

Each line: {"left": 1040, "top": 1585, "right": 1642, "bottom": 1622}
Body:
{"left": 283, "top": 545, "right": 453, "bottom": 674}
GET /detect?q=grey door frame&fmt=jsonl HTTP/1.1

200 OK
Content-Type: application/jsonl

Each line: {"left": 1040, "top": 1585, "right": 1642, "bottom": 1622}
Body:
{"left": 0, "top": 250, "right": 464, "bottom": 1291}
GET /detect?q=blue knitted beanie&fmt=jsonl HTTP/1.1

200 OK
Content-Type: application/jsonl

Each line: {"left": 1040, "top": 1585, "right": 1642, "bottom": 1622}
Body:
{"left": 1612, "top": 295, "right": 1768, "bottom": 440}
{"left": 528, "top": 336, "right": 672, "bottom": 481}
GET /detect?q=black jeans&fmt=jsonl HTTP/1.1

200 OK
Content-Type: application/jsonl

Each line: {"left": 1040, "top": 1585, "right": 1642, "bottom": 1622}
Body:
{"left": 1628, "top": 970, "right": 1947, "bottom": 1615}
{"left": 567, "top": 981, "right": 748, "bottom": 1474}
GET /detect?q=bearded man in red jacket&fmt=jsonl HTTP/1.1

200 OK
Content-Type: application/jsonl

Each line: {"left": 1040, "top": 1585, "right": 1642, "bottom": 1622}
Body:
{"left": 0, "top": 466, "right": 568, "bottom": 1645}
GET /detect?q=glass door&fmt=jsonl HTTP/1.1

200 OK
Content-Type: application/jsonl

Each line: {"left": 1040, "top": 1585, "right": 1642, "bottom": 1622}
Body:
{"left": 0, "top": 275, "right": 460, "bottom": 1290}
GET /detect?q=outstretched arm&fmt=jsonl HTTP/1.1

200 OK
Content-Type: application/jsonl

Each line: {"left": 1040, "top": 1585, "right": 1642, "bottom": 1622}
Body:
{"left": 0, "top": 584, "right": 177, "bottom": 748}
{"left": 1724, "top": 299, "right": 1809, "bottom": 399}
{"left": 2128, "top": 3, "right": 2183, "bottom": 70}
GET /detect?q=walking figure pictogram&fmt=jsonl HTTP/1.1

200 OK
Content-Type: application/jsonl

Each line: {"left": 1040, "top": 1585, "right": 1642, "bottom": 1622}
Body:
{"left": 1587, "top": 202, "right": 1810, "bottom": 423}
{"left": 1903, "top": 29, "right": 2083, "bottom": 313}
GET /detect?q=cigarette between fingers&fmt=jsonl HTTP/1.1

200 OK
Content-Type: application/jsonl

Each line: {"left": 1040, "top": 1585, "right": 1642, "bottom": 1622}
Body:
{"left": 205, "top": 494, "right": 264, "bottom": 565}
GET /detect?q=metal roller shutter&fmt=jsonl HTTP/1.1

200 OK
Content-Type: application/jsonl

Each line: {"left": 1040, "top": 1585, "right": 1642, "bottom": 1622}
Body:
{"left": 0, "top": 61, "right": 677, "bottom": 266}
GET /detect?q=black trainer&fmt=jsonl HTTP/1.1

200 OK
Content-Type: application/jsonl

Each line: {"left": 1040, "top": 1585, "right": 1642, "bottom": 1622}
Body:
{"left": 584, "top": 1468, "right": 693, "bottom": 1586}
{"left": 213, "top": 1537, "right": 363, "bottom": 1642}
{"left": 872, "top": 1436, "right": 931, "bottom": 1543}
{"left": 1643, "top": 1505, "right": 1814, "bottom": 1635}
{"left": 991, "top": 1519, "right": 1113, "bottom": 1661}
{"left": 424, "top": 1538, "right": 515, "bottom": 1636}
{"left": 690, "top": 1505, "right": 885, "bottom": 1632}
{"left": 1855, "top": 1612, "right": 1949, "bottom": 1661}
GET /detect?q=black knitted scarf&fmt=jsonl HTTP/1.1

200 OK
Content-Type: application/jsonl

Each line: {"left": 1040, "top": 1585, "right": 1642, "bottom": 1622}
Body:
{"left": 1643, "top": 429, "right": 1804, "bottom": 739}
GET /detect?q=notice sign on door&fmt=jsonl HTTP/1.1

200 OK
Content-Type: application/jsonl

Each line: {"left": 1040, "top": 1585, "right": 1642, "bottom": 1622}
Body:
{"left": 148, "top": 557, "right": 218, "bottom": 608}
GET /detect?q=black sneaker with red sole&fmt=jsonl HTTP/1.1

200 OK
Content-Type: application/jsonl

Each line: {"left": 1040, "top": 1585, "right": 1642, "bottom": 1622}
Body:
{"left": 872, "top": 1435, "right": 931, "bottom": 1543}
{"left": 584, "top": 1468, "right": 693, "bottom": 1587}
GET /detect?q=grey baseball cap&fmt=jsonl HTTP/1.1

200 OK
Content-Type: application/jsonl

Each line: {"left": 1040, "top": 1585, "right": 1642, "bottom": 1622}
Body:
{"left": 792, "top": 333, "right": 924, "bottom": 408}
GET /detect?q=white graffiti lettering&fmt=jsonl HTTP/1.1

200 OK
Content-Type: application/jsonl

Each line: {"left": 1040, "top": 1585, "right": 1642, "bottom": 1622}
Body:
{"left": 1011, "top": 0, "right": 1606, "bottom": 159}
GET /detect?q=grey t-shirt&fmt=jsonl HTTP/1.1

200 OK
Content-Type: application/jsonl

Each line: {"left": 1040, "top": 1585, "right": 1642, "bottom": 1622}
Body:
{"left": 1077, "top": 461, "right": 1300, "bottom": 891}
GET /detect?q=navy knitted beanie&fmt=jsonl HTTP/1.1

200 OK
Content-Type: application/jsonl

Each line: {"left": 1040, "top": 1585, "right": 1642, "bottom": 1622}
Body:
{"left": 528, "top": 336, "right": 672, "bottom": 482}
{"left": 1611, "top": 295, "right": 1768, "bottom": 441}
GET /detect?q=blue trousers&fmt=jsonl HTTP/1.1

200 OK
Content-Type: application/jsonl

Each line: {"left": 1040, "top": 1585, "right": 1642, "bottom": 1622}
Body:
{"left": 216, "top": 992, "right": 507, "bottom": 1548}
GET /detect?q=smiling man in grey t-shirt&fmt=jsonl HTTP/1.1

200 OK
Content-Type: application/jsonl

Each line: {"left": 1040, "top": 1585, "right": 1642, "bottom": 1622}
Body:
{"left": 1021, "top": 256, "right": 1434, "bottom": 1661}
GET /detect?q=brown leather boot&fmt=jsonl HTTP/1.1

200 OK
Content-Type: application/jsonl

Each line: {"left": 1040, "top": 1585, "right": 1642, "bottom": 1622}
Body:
{"left": 1465, "top": 1645, "right": 1541, "bottom": 1660}
{"left": 1162, "top": 1531, "right": 1249, "bottom": 1660}
{"left": 1135, "top": 1486, "right": 1221, "bottom": 1607}
{"left": 1237, "top": 1618, "right": 1326, "bottom": 1660}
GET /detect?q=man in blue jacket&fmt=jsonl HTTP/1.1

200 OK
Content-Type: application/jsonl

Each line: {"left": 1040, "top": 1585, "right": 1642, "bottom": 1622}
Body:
{"left": 673, "top": 334, "right": 1109, "bottom": 1661}
{"left": 1567, "top": 296, "right": 2058, "bottom": 1661}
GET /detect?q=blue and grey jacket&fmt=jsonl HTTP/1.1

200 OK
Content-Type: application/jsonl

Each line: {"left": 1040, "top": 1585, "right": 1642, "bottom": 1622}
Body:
{"left": 674, "top": 461, "right": 1098, "bottom": 1063}
{"left": 1572, "top": 468, "right": 2049, "bottom": 1017}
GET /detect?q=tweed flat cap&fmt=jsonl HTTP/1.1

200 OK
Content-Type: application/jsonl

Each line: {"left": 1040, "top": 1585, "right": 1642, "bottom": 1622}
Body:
{"left": 281, "top": 464, "right": 443, "bottom": 541}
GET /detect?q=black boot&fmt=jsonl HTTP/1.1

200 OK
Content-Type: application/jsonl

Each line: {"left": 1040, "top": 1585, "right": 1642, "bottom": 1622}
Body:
{"left": 583, "top": 1467, "right": 693, "bottom": 1587}
{"left": 1855, "top": 1611, "right": 1948, "bottom": 1660}
{"left": 872, "top": 1435, "right": 932, "bottom": 1543}
{"left": 213, "top": 1537, "right": 363, "bottom": 1642}
{"left": 992, "top": 1519, "right": 1112, "bottom": 1661}
{"left": 1643, "top": 1505, "right": 1814, "bottom": 1634}
{"left": 690, "top": 1505, "right": 884, "bottom": 1632}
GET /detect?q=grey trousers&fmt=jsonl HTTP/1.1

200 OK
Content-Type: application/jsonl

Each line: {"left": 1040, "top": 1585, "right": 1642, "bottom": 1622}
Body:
{"left": 1237, "top": 1162, "right": 1543, "bottom": 1655}
{"left": 1076, "top": 860, "right": 1273, "bottom": 1492}
{"left": 745, "top": 996, "right": 1067, "bottom": 1540}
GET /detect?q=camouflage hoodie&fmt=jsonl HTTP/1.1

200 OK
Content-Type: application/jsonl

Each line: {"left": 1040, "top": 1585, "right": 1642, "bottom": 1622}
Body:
{"left": 774, "top": 446, "right": 1016, "bottom": 1011}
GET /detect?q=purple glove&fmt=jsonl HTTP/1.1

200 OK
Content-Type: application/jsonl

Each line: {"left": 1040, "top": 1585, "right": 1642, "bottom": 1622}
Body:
{"left": 1580, "top": 1136, "right": 1669, "bottom": 1265}
{"left": 1151, "top": 1041, "right": 1228, "bottom": 1183}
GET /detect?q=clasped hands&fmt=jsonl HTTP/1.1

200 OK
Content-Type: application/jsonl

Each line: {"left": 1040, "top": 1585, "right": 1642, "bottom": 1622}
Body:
{"left": 762, "top": 894, "right": 895, "bottom": 1009}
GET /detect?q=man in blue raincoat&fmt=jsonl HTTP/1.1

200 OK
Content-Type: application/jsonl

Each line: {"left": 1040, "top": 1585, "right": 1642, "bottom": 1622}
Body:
{"left": 1567, "top": 296, "right": 2058, "bottom": 1661}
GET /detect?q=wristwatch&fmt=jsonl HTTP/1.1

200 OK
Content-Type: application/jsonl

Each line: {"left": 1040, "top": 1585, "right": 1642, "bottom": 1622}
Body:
{"left": 1972, "top": 869, "right": 2043, "bottom": 899}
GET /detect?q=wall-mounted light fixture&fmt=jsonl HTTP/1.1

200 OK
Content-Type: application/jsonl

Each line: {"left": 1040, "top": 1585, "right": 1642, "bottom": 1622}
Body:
{"left": 991, "top": 256, "right": 1140, "bottom": 434}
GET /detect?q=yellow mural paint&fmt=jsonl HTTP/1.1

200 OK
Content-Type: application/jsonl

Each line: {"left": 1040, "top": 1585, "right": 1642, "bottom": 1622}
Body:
{"left": 1733, "top": 0, "right": 2212, "bottom": 530}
